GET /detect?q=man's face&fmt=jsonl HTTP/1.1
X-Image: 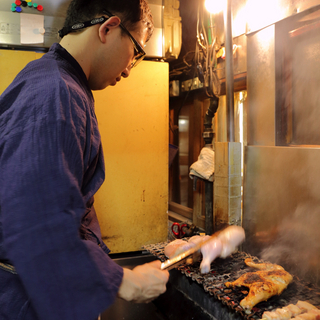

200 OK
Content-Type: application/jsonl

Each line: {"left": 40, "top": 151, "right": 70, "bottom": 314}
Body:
{"left": 90, "top": 20, "right": 149, "bottom": 90}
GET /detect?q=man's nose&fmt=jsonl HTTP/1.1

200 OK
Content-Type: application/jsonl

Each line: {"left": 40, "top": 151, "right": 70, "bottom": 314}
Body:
{"left": 121, "top": 66, "right": 131, "bottom": 78}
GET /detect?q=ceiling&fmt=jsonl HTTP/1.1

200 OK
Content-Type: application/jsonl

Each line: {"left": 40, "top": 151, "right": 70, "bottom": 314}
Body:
{"left": 0, "top": 0, "right": 71, "bottom": 17}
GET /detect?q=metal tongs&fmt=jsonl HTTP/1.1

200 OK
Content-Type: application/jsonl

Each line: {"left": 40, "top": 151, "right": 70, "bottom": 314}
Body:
{"left": 160, "top": 234, "right": 216, "bottom": 270}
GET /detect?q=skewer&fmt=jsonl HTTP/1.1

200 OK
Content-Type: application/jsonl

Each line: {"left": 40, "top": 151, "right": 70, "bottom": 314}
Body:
{"left": 160, "top": 234, "right": 218, "bottom": 270}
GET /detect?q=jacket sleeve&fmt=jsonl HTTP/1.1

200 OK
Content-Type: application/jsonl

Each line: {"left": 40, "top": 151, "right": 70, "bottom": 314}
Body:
{"left": 0, "top": 87, "right": 123, "bottom": 320}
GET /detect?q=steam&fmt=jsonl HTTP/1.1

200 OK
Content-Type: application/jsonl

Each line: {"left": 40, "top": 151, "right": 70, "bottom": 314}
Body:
{"left": 260, "top": 203, "right": 320, "bottom": 284}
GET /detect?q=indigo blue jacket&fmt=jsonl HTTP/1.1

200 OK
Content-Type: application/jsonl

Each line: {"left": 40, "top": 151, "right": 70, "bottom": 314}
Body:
{"left": 0, "top": 43, "right": 123, "bottom": 320}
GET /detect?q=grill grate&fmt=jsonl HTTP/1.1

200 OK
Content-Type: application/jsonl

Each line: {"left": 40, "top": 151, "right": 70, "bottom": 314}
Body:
{"left": 144, "top": 240, "right": 320, "bottom": 320}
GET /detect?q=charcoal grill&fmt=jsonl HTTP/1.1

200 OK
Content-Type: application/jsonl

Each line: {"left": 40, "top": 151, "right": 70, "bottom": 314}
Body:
{"left": 144, "top": 240, "right": 320, "bottom": 320}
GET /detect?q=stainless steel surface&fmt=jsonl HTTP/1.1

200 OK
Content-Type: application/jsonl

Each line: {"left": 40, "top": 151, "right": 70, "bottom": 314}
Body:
{"left": 247, "top": 25, "right": 276, "bottom": 146}
{"left": 214, "top": 0, "right": 320, "bottom": 39}
{"left": 243, "top": 146, "right": 320, "bottom": 285}
{"left": 244, "top": 3, "right": 320, "bottom": 287}
{"left": 143, "top": 2, "right": 165, "bottom": 59}
{"left": 245, "top": 0, "right": 320, "bottom": 34}
{"left": 214, "top": 142, "right": 242, "bottom": 230}
{"left": 275, "top": 7, "right": 320, "bottom": 146}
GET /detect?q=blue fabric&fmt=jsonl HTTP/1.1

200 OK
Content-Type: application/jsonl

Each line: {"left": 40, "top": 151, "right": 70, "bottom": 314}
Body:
{"left": 0, "top": 43, "right": 123, "bottom": 320}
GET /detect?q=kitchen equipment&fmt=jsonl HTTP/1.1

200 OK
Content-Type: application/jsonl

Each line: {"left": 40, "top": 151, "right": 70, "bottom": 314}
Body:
{"left": 146, "top": 241, "right": 320, "bottom": 320}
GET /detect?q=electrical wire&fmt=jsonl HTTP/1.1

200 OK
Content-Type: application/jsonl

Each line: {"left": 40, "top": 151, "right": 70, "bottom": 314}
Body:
{"left": 195, "top": 0, "right": 221, "bottom": 97}
{"left": 183, "top": 51, "right": 195, "bottom": 68}
{"left": 169, "top": 0, "right": 221, "bottom": 97}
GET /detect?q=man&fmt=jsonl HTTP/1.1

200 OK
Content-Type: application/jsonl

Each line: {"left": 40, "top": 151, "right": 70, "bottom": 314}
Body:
{"left": 0, "top": 0, "right": 169, "bottom": 319}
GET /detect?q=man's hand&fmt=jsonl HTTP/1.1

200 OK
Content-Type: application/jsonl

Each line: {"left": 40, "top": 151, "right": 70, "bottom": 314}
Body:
{"left": 118, "top": 260, "right": 169, "bottom": 303}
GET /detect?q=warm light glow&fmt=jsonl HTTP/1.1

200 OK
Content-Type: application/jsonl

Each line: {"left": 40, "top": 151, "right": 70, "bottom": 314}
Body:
{"left": 205, "top": 0, "right": 226, "bottom": 14}
{"left": 246, "top": 0, "right": 286, "bottom": 33}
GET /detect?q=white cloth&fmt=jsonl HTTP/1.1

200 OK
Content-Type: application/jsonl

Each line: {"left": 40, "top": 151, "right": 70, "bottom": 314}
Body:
{"left": 189, "top": 147, "right": 215, "bottom": 182}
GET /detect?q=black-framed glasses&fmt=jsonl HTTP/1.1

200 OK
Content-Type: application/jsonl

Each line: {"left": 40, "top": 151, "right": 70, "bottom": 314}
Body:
{"left": 58, "top": 9, "right": 146, "bottom": 68}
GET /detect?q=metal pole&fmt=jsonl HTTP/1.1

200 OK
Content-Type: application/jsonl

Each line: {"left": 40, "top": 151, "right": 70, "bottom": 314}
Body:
{"left": 225, "top": 0, "right": 234, "bottom": 142}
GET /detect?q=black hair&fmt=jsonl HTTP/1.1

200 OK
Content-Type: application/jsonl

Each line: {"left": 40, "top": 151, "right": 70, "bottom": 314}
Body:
{"left": 63, "top": 0, "right": 154, "bottom": 41}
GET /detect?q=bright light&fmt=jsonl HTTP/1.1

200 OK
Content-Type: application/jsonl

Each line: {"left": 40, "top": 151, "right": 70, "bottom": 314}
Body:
{"left": 205, "top": 0, "right": 226, "bottom": 14}
{"left": 245, "top": 0, "right": 286, "bottom": 33}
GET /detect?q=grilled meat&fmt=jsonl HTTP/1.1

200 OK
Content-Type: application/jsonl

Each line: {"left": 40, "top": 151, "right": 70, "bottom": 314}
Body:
{"left": 275, "top": 308, "right": 292, "bottom": 319}
{"left": 164, "top": 239, "right": 189, "bottom": 258}
{"left": 199, "top": 235, "right": 222, "bottom": 273}
{"left": 217, "top": 225, "right": 246, "bottom": 258}
{"left": 263, "top": 311, "right": 285, "bottom": 319}
{"left": 286, "top": 304, "right": 304, "bottom": 317}
{"left": 163, "top": 235, "right": 222, "bottom": 271}
{"left": 200, "top": 226, "right": 245, "bottom": 273}
{"left": 293, "top": 313, "right": 319, "bottom": 320}
{"left": 225, "top": 258, "right": 293, "bottom": 311}
{"left": 245, "top": 259, "right": 285, "bottom": 271}
{"left": 292, "top": 302, "right": 320, "bottom": 320}
{"left": 310, "top": 309, "right": 320, "bottom": 316}
{"left": 297, "top": 301, "right": 319, "bottom": 313}
{"left": 262, "top": 301, "right": 319, "bottom": 320}
{"left": 164, "top": 226, "right": 245, "bottom": 273}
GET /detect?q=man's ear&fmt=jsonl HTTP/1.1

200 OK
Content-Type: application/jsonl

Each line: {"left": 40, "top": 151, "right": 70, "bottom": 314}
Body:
{"left": 98, "top": 16, "right": 121, "bottom": 43}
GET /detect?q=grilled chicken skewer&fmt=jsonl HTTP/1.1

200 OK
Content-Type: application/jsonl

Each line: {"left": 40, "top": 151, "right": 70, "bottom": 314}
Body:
{"left": 164, "top": 226, "right": 245, "bottom": 273}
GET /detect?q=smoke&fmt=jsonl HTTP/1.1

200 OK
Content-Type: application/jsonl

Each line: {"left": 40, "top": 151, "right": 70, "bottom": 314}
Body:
{"left": 260, "top": 203, "right": 320, "bottom": 284}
